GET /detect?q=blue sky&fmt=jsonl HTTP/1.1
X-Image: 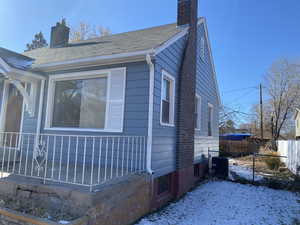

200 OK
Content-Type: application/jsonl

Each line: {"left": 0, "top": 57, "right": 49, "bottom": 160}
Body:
{"left": 1, "top": 0, "right": 300, "bottom": 122}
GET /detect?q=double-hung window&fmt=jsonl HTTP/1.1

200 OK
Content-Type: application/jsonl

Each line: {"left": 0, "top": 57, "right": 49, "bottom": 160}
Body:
{"left": 161, "top": 71, "right": 175, "bottom": 126}
{"left": 200, "top": 37, "right": 205, "bottom": 60}
{"left": 208, "top": 103, "right": 213, "bottom": 136}
{"left": 46, "top": 68, "right": 126, "bottom": 132}
{"left": 195, "top": 95, "right": 201, "bottom": 130}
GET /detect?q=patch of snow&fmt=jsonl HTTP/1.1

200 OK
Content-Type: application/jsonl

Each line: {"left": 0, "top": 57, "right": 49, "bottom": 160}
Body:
{"left": 58, "top": 220, "right": 70, "bottom": 224}
{"left": 228, "top": 158, "right": 263, "bottom": 181}
{"left": 230, "top": 164, "right": 263, "bottom": 181}
{"left": 136, "top": 181, "right": 300, "bottom": 225}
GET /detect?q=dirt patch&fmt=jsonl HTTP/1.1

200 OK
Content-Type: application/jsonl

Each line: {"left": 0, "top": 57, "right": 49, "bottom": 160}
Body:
{"left": 0, "top": 193, "right": 80, "bottom": 223}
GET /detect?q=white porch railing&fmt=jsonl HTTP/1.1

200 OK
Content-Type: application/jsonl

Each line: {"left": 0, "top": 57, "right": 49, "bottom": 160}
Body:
{"left": 0, "top": 132, "right": 147, "bottom": 191}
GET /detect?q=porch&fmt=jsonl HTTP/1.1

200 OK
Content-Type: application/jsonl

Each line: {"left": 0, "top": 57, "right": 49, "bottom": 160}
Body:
{"left": 0, "top": 132, "right": 147, "bottom": 191}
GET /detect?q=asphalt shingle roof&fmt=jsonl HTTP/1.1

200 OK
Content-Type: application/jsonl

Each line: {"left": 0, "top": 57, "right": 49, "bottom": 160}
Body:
{"left": 23, "top": 23, "right": 184, "bottom": 67}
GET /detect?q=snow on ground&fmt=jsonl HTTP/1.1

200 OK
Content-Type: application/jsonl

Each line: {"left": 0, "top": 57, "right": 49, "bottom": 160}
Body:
{"left": 229, "top": 164, "right": 263, "bottom": 181}
{"left": 136, "top": 181, "right": 300, "bottom": 225}
{"left": 229, "top": 158, "right": 263, "bottom": 181}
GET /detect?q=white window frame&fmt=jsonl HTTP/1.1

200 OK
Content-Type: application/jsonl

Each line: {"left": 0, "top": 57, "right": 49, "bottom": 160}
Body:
{"left": 45, "top": 68, "right": 126, "bottom": 132}
{"left": 160, "top": 70, "right": 175, "bottom": 127}
{"left": 208, "top": 103, "right": 213, "bottom": 136}
{"left": 195, "top": 94, "right": 201, "bottom": 130}
{"left": 200, "top": 37, "right": 205, "bottom": 61}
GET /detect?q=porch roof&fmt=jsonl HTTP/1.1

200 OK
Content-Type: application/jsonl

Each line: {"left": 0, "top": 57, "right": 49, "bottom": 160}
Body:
{"left": 0, "top": 47, "right": 34, "bottom": 70}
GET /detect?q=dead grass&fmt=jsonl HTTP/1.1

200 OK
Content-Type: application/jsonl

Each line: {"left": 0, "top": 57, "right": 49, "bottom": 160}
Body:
{"left": 232, "top": 152, "right": 294, "bottom": 181}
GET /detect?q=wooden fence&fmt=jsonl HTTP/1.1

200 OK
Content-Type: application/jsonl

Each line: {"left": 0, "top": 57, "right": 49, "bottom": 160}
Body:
{"left": 278, "top": 140, "right": 300, "bottom": 175}
{"left": 219, "top": 139, "right": 259, "bottom": 157}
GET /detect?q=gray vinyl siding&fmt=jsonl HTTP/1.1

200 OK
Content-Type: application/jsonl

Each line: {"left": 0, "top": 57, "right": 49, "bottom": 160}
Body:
{"left": 151, "top": 35, "right": 187, "bottom": 178}
{"left": 194, "top": 23, "right": 220, "bottom": 161}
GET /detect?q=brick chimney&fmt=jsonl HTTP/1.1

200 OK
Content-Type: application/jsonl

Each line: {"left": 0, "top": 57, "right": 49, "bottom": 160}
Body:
{"left": 50, "top": 19, "right": 70, "bottom": 48}
{"left": 175, "top": 0, "right": 198, "bottom": 197}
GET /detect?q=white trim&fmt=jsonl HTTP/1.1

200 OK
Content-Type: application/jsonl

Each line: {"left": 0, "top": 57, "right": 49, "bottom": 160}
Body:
{"left": 35, "top": 79, "right": 45, "bottom": 139}
{"left": 0, "top": 80, "right": 10, "bottom": 133}
{"left": 104, "top": 72, "right": 111, "bottom": 130}
{"left": 18, "top": 83, "right": 26, "bottom": 147}
{"left": 160, "top": 70, "right": 175, "bottom": 127}
{"left": 195, "top": 94, "right": 201, "bottom": 130}
{"left": 146, "top": 54, "right": 154, "bottom": 174}
{"left": 208, "top": 103, "right": 214, "bottom": 136}
{"left": 35, "top": 50, "right": 153, "bottom": 71}
{"left": 43, "top": 127, "right": 122, "bottom": 133}
{"left": 45, "top": 67, "right": 126, "bottom": 133}
{"left": 201, "top": 19, "right": 221, "bottom": 104}
{"left": 120, "top": 68, "right": 127, "bottom": 133}
{"left": 154, "top": 27, "right": 189, "bottom": 55}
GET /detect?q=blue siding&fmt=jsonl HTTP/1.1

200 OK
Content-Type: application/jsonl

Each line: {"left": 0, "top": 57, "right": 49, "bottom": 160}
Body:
{"left": 195, "top": 23, "right": 219, "bottom": 137}
{"left": 7, "top": 61, "right": 150, "bottom": 168}
{"left": 40, "top": 61, "right": 149, "bottom": 137}
{"left": 194, "top": 23, "right": 220, "bottom": 161}
{"left": 151, "top": 22, "right": 220, "bottom": 176}
{"left": 152, "top": 36, "right": 187, "bottom": 177}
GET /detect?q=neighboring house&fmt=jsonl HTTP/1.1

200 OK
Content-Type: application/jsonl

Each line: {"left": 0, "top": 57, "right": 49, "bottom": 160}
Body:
{"left": 295, "top": 108, "right": 300, "bottom": 140}
{"left": 0, "top": 0, "right": 219, "bottom": 217}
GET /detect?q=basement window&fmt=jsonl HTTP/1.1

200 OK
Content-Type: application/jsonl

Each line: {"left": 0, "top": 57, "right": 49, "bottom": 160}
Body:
{"left": 157, "top": 174, "right": 171, "bottom": 195}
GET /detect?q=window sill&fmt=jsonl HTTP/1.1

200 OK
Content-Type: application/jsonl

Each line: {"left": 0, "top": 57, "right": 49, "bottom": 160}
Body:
{"left": 44, "top": 127, "right": 123, "bottom": 133}
{"left": 160, "top": 122, "right": 175, "bottom": 127}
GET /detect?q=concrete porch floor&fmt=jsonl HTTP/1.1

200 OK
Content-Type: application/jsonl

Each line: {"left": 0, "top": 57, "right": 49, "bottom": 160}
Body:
{"left": 0, "top": 156, "right": 142, "bottom": 192}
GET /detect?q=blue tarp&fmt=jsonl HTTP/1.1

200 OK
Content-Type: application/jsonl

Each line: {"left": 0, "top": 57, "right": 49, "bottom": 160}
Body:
{"left": 220, "top": 133, "right": 252, "bottom": 141}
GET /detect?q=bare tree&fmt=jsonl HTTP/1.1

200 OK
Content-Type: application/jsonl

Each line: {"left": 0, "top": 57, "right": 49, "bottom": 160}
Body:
{"left": 264, "top": 59, "right": 300, "bottom": 149}
{"left": 69, "top": 22, "right": 111, "bottom": 42}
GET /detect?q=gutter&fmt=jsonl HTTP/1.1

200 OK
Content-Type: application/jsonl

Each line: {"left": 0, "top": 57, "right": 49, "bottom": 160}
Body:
{"left": 35, "top": 50, "right": 153, "bottom": 72}
{"left": 146, "top": 53, "right": 155, "bottom": 174}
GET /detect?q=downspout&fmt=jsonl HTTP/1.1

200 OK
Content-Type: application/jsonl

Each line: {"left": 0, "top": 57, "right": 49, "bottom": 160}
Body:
{"left": 146, "top": 53, "right": 154, "bottom": 174}
{"left": 34, "top": 79, "right": 45, "bottom": 152}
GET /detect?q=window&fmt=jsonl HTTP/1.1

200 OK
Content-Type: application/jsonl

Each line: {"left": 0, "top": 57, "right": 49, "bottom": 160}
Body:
{"left": 208, "top": 103, "right": 213, "bottom": 136}
{"left": 157, "top": 174, "right": 171, "bottom": 195}
{"left": 161, "top": 71, "right": 175, "bottom": 126}
{"left": 52, "top": 77, "right": 107, "bottom": 129}
{"left": 195, "top": 95, "right": 201, "bottom": 129}
{"left": 200, "top": 37, "right": 205, "bottom": 60}
{"left": 46, "top": 68, "right": 126, "bottom": 132}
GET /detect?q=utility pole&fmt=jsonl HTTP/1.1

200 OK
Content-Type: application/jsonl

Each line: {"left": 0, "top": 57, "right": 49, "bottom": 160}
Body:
{"left": 260, "top": 84, "right": 264, "bottom": 140}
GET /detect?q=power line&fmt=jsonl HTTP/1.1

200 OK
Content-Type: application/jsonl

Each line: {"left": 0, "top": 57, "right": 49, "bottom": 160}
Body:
{"left": 222, "top": 86, "right": 258, "bottom": 94}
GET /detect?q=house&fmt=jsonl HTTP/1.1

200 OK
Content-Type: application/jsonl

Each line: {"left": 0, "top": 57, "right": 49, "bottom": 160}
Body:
{"left": 295, "top": 108, "right": 300, "bottom": 140}
{"left": 0, "top": 0, "right": 220, "bottom": 223}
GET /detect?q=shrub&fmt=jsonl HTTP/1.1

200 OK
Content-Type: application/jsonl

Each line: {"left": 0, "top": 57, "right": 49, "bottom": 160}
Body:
{"left": 264, "top": 151, "right": 281, "bottom": 170}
